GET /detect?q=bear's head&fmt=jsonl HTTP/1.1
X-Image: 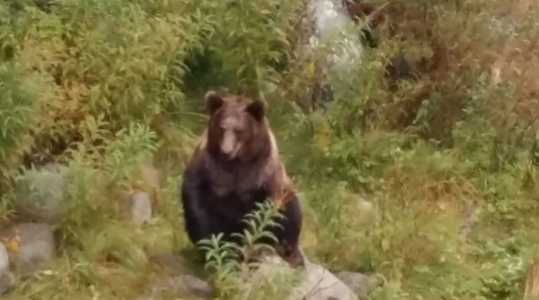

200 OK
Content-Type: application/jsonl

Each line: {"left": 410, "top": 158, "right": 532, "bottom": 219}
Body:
{"left": 204, "top": 91, "right": 272, "bottom": 164}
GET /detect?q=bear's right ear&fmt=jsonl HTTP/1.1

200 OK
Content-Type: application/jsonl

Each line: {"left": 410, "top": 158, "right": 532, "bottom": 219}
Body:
{"left": 205, "top": 90, "right": 224, "bottom": 115}
{"left": 246, "top": 99, "right": 266, "bottom": 122}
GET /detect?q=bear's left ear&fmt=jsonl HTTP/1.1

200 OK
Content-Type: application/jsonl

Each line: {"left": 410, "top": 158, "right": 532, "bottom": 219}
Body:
{"left": 246, "top": 100, "right": 266, "bottom": 121}
{"left": 205, "top": 90, "right": 224, "bottom": 115}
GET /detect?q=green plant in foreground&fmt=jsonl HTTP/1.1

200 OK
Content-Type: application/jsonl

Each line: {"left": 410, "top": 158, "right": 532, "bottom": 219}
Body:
{"left": 197, "top": 201, "right": 289, "bottom": 298}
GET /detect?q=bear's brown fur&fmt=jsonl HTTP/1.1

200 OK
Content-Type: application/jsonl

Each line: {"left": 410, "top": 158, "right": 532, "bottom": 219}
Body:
{"left": 180, "top": 91, "right": 303, "bottom": 267}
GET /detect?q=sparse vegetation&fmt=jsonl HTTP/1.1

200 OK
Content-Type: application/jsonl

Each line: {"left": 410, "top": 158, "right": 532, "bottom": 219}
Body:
{"left": 1, "top": 0, "right": 539, "bottom": 299}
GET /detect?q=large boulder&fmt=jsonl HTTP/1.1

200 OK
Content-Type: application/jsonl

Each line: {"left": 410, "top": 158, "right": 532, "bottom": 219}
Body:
{"left": 14, "top": 163, "right": 67, "bottom": 225}
{"left": 292, "top": 259, "right": 359, "bottom": 300}
{"left": 244, "top": 250, "right": 359, "bottom": 300}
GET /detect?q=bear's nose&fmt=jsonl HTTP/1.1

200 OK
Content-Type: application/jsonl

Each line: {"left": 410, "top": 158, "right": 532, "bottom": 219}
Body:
{"left": 221, "top": 133, "right": 236, "bottom": 156}
{"left": 221, "top": 151, "right": 233, "bottom": 160}
{"left": 221, "top": 144, "right": 234, "bottom": 157}
{"left": 220, "top": 145, "right": 235, "bottom": 160}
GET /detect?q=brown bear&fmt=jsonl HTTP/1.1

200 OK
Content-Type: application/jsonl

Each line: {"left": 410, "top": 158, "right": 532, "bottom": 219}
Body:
{"left": 180, "top": 91, "right": 303, "bottom": 267}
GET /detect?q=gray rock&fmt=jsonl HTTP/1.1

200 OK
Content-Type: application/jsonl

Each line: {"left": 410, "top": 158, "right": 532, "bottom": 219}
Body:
{"left": 0, "top": 223, "right": 55, "bottom": 274}
{"left": 128, "top": 191, "right": 152, "bottom": 225}
{"left": 293, "top": 261, "right": 358, "bottom": 300}
{"left": 247, "top": 250, "right": 358, "bottom": 300}
{"left": 149, "top": 275, "right": 214, "bottom": 299}
{"left": 239, "top": 255, "right": 302, "bottom": 300}
{"left": 0, "top": 242, "right": 11, "bottom": 295}
{"left": 15, "top": 163, "right": 67, "bottom": 224}
{"left": 335, "top": 271, "right": 381, "bottom": 299}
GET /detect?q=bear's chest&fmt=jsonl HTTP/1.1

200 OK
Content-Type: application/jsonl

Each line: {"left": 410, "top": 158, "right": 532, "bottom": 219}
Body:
{"left": 203, "top": 176, "right": 269, "bottom": 223}
{"left": 205, "top": 158, "right": 271, "bottom": 199}
{"left": 206, "top": 188, "right": 269, "bottom": 222}
{"left": 208, "top": 167, "right": 266, "bottom": 198}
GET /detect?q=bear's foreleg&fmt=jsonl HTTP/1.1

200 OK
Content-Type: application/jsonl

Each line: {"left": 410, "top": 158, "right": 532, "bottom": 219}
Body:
{"left": 181, "top": 181, "right": 213, "bottom": 245}
{"left": 180, "top": 160, "right": 222, "bottom": 246}
{"left": 272, "top": 193, "right": 304, "bottom": 267}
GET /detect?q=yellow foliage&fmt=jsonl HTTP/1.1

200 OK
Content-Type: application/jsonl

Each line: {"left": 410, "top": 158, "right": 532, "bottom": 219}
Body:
{"left": 1, "top": 234, "right": 20, "bottom": 256}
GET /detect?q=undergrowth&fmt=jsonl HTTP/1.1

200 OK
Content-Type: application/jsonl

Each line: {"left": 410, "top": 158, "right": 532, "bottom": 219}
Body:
{"left": 1, "top": 0, "right": 539, "bottom": 299}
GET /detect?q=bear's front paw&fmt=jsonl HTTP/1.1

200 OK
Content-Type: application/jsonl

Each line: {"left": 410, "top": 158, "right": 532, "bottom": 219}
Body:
{"left": 278, "top": 244, "right": 305, "bottom": 268}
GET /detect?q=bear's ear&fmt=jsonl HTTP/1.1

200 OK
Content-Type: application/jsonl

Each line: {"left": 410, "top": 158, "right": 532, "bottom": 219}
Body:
{"left": 205, "top": 90, "right": 224, "bottom": 115}
{"left": 246, "top": 100, "right": 266, "bottom": 121}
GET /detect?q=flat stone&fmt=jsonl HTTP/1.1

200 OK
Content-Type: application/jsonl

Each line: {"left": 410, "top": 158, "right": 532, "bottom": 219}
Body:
{"left": 0, "top": 223, "right": 55, "bottom": 274}
{"left": 128, "top": 191, "right": 152, "bottom": 225}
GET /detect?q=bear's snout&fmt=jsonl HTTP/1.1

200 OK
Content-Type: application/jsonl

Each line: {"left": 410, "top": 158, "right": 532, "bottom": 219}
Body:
{"left": 220, "top": 130, "right": 242, "bottom": 160}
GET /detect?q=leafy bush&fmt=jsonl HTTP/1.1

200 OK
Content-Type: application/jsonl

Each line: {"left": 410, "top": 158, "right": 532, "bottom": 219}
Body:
{"left": 198, "top": 201, "right": 301, "bottom": 299}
